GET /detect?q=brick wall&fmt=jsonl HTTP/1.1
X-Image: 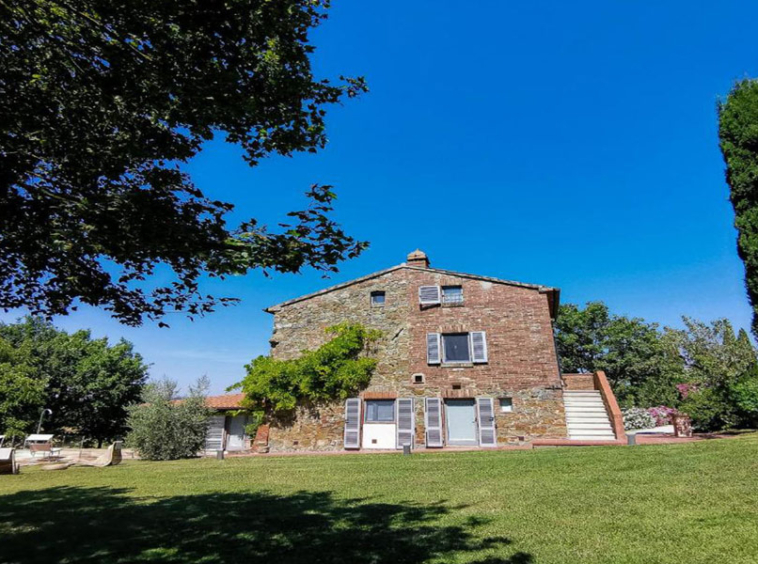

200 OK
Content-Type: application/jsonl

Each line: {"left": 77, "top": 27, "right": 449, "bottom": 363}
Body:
{"left": 264, "top": 265, "right": 567, "bottom": 451}
{"left": 563, "top": 373, "right": 595, "bottom": 390}
{"left": 404, "top": 268, "right": 566, "bottom": 444}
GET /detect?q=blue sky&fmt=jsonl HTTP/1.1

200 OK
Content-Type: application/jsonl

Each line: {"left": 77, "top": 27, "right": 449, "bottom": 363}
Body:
{"left": 4, "top": 1, "right": 758, "bottom": 393}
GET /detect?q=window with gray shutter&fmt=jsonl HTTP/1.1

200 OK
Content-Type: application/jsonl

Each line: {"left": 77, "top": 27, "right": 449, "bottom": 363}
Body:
{"left": 344, "top": 398, "right": 362, "bottom": 449}
{"left": 204, "top": 415, "right": 226, "bottom": 451}
{"left": 427, "top": 333, "right": 441, "bottom": 364}
{"left": 470, "top": 331, "right": 488, "bottom": 363}
{"left": 476, "top": 397, "right": 497, "bottom": 447}
{"left": 425, "top": 397, "right": 444, "bottom": 447}
{"left": 396, "top": 398, "right": 414, "bottom": 449}
{"left": 419, "top": 285, "right": 441, "bottom": 305}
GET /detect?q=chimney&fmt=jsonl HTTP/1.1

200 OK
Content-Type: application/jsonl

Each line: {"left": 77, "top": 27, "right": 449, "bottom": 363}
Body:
{"left": 407, "top": 249, "right": 430, "bottom": 269}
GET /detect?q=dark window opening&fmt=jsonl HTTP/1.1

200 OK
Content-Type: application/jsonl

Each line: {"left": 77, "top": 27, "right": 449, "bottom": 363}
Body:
{"left": 413, "top": 374, "right": 425, "bottom": 384}
{"left": 452, "top": 383, "right": 462, "bottom": 390}
{"left": 370, "top": 291, "right": 386, "bottom": 307}
{"left": 364, "top": 400, "right": 395, "bottom": 422}
{"left": 442, "top": 333, "right": 471, "bottom": 363}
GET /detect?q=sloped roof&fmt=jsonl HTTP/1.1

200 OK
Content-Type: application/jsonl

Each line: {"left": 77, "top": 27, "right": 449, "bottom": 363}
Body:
{"left": 205, "top": 393, "right": 245, "bottom": 410}
{"left": 264, "top": 263, "right": 560, "bottom": 317}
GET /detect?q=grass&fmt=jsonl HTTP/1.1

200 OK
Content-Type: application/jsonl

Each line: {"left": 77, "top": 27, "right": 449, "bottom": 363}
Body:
{"left": 2, "top": 436, "right": 758, "bottom": 564}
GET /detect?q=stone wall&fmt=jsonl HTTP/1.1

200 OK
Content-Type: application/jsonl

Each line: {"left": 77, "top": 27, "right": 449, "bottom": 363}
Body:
{"left": 266, "top": 269, "right": 412, "bottom": 451}
{"left": 264, "top": 264, "right": 567, "bottom": 451}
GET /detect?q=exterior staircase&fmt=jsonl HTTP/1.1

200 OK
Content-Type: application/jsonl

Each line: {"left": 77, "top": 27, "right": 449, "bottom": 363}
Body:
{"left": 564, "top": 390, "right": 616, "bottom": 441}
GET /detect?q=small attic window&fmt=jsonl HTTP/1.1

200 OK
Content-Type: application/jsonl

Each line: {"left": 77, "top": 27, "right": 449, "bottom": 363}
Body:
{"left": 442, "top": 285, "right": 463, "bottom": 304}
{"left": 412, "top": 373, "right": 425, "bottom": 384}
{"left": 370, "top": 291, "right": 386, "bottom": 307}
{"left": 500, "top": 397, "right": 513, "bottom": 413}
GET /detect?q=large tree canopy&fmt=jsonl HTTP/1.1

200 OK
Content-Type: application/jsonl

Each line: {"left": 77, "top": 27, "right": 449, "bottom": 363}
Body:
{"left": 0, "top": 0, "right": 367, "bottom": 326}
{"left": 0, "top": 317, "right": 148, "bottom": 444}
{"left": 719, "top": 79, "right": 758, "bottom": 337}
{"left": 554, "top": 301, "right": 683, "bottom": 406}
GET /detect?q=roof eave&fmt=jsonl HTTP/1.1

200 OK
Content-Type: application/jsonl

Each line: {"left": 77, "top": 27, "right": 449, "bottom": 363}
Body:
{"left": 264, "top": 264, "right": 407, "bottom": 313}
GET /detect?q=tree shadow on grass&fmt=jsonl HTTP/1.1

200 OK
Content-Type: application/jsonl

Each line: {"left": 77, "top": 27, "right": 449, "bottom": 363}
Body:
{"left": 0, "top": 486, "right": 532, "bottom": 564}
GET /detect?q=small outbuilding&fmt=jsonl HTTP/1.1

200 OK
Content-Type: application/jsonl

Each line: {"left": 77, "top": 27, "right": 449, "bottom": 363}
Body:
{"left": 203, "top": 394, "right": 250, "bottom": 453}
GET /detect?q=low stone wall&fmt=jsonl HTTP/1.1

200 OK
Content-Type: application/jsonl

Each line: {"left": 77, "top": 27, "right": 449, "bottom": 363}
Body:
{"left": 267, "top": 404, "right": 345, "bottom": 452}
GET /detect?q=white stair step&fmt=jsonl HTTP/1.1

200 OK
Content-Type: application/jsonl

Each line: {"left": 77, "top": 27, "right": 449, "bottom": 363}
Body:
{"left": 568, "top": 428, "right": 616, "bottom": 435}
{"left": 567, "top": 424, "right": 614, "bottom": 431}
{"left": 566, "top": 419, "right": 613, "bottom": 426}
{"left": 564, "top": 390, "right": 614, "bottom": 440}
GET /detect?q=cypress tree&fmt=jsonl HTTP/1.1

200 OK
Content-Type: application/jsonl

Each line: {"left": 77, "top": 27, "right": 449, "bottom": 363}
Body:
{"left": 719, "top": 79, "right": 758, "bottom": 337}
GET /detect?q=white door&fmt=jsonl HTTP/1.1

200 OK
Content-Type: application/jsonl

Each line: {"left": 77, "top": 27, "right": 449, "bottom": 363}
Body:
{"left": 445, "top": 399, "right": 478, "bottom": 446}
{"left": 225, "top": 415, "right": 247, "bottom": 451}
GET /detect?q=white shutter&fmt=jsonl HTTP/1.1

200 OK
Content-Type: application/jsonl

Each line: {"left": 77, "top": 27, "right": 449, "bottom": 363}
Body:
{"left": 204, "top": 415, "right": 226, "bottom": 451}
{"left": 419, "top": 285, "right": 441, "bottom": 305}
{"left": 396, "top": 398, "right": 415, "bottom": 449}
{"left": 476, "top": 397, "right": 497, "bottom": 447}
{"left": 427, "top": 333, "right": 441, "bottom": 364}
{"left": 344, "top": 398, "right": 362, "bottom": 449}
{"left": 425, "top": 397, "right": 444, "bottom": 447}
{"left": 470, "top": 331, "right": 488, "bottom": 363}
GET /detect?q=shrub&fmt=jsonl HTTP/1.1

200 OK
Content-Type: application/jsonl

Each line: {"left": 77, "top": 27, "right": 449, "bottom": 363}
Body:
{"left": 647, "top": 406, "right": 678, "bottom": 426}
{"left": 622, "top": 407, "right": 656, "bottom": 431}
{"left": 733, "top": 378, "right": 758, "bottom": 425}
{"left": 126, "top": 377, "right": 212, "bottom": 460}
{"left": 680, "top": 387, "right": 738, "bottom": 432}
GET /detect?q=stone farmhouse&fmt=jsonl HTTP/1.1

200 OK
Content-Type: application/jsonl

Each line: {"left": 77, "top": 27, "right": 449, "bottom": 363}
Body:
{"left": 205, "top": 250, "right": 624, "bottom": 453}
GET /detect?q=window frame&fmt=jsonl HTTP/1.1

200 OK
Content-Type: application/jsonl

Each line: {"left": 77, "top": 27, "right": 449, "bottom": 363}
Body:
{"left": 370, "top": 291, "right": 386, "bottom": 307}
{"left": 441, "top": 285, "right": 464, "bottom": 304}
{"left": 363, "top": 399, "right": 396, "bottom": 424}
{"left": 441, "top": 332, "right": 472, "bottom": 364}
{"left": 499, "top": 397, "right": 513, "bottom": 413}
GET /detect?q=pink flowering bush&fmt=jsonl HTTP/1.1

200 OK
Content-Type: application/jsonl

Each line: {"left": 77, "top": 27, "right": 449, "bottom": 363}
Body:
{"left": 647, "top": 406, "right": 678, "bottom": 426}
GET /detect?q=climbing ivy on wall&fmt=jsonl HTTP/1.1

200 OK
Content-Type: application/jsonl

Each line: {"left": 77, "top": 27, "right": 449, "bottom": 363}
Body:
{"left": 231, "top": 323, "right": 381, "bottom": 435}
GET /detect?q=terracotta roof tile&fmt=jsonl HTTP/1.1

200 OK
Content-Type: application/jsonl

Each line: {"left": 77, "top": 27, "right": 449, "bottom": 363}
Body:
{"left": 205, "top": 393, "right": 245, "bottom": 410}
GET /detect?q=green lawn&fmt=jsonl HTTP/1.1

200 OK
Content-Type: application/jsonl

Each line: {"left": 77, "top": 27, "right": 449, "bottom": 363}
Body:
{"left": 2, "top": 436, "right": 758, "bottom": 564}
